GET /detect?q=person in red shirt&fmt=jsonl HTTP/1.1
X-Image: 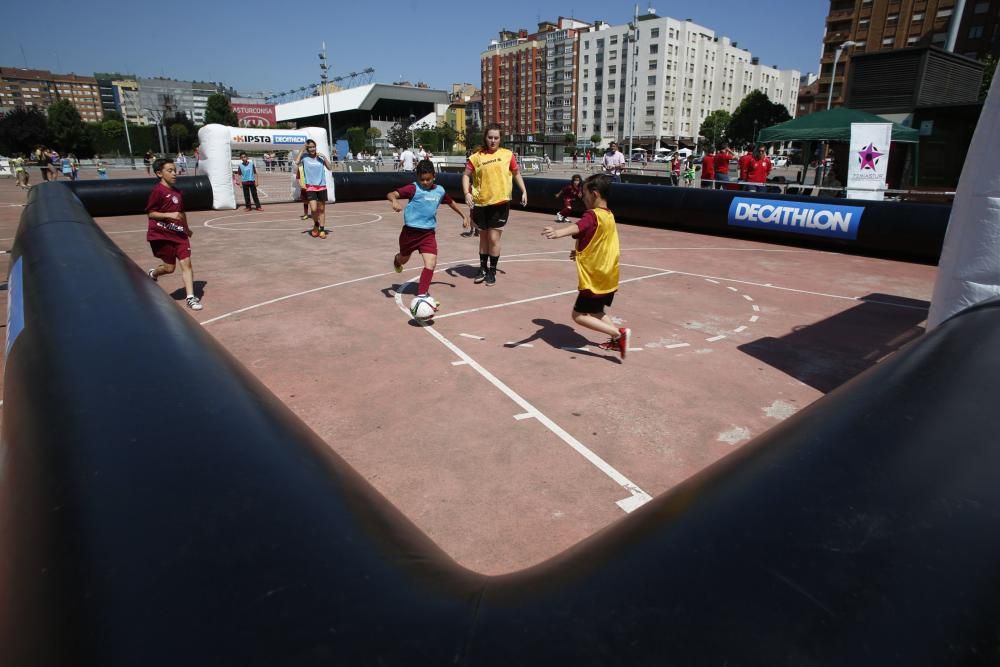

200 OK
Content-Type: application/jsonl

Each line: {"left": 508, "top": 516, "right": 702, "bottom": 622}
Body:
{"left": 713, "top": 143, "right": 735, "bottom": 189}
{"left": 145, "top": 157, "right": 202, "bottom": 310}
{"left": 700, "top": 146, "right": 716, "bottom": 188}
{"left": 670, "top": 153, "right": 682, "bottom": 186}
{"left": 745, "top": 146, "right": 773, "bottom": 193}
{"left": 738, "top": 146, "right": 754, "bottom": 186}
{"left": 554, "top": 173, "right": 583, "bottom": 222}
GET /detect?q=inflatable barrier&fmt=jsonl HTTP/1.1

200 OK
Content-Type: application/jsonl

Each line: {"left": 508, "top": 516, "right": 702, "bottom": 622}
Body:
{"left": 3, "top": 182, "right": 1000, "bottom": 665}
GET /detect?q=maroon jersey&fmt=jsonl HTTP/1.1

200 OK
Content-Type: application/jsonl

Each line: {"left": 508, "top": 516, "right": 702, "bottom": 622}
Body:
{"left": 145, "top": 182, "right": 189, "bottom": 242}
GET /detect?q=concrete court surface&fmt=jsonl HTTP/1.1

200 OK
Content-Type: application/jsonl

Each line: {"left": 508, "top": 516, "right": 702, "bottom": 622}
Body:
{"left": 0, "top": 173, "right": 937, "bottom": 574}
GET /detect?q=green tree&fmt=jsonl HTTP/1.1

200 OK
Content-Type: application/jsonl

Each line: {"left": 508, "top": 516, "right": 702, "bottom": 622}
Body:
{"left": 386, "top": 122, "right": 411, "bottom": 149}
{"left": 204, "top": 93, "right": 238, "bottom": 126}
{"left": 981, "top": 54, "right": 997, "bottom": 101}
{"left": 169, "top": 123, "right": 189, "bottom": 152}
{"left": 698, "top": 109, "right": 731, "bottom": 149}
{"left": 727, "top": 90, "right": 791, "bottom": 148}
{"left": 564, "top": 132, "right": 576, "bottom": 145}
{"left": 0, "top": 107, "right": 49, "bottom": 155}
{"left": 366, "top": 127, "right": 381, "bottom": 144}
{"left": 346, "top": 126, "right": 367, "bottom": 154}
{"left": 590, "top": 133, "right": 602, "bottom": 146}
{"left": 48, "top": 99, "right": 90, "bottom": 154}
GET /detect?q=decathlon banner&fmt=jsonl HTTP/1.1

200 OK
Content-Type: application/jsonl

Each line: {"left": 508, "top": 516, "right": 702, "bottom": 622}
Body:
{"left": 847, "top": 122, "right": 892, "bottom": 201}
{"left": 233, "top": 103, "right": 276, "bottom": 128}
{"left": 728, "top": 198, "right": 864, "bottom": 240}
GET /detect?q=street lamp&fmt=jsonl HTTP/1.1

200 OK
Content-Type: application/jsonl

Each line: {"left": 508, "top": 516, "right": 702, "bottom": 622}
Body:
{"left": 818, "top": 40, "right": 856, "bottom": 187}
{"left": 319, "top": 44, "right": 334, "bottom": 158}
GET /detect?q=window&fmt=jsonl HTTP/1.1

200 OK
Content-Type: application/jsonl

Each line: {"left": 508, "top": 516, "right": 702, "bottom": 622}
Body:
{"left": 911, "top": 12, "right": 924, "bottom": 21}
{"left": 647, "top": 90, "right": 655, "bottom": 100}
{"left": 609, "top": 65, "right": 617, "bottom": 74}
{"left": 607, "top": 94, "right": 615, "bottom": 103}
{"left": 887, "top": 13, "right": 898, "bottom": 22}
{"left": 648, "top": 75, "right": 656, "bottom": 85}
{"left": 932, "top": 32, "right": 947, "bottom": 42}
{"left": 859, "top": 18, "right": 869, "bottom": 28}
{"left": 969, "top": 25, "right": 984, "bottom": 39}
{"left": 610, "top": 35, "right": 618, "bottom": 45}
{"left": 649, "top": 44, "right": 658, "bottom": 54}
{"left": 583, "top": 83, "right": 588, "bottom": 92}
{"left": 936, "top": 8, "right": 953, "bottom": 18}
{"left": 609, "top": 80, "right": 616, "bottom": 89}
{"left": 606, "top": 123, "right": 614, "bottom": 133}
{"left": 974, "top": 2, "right": 989, "bottom": 13}
{"left": 610, "top": 50, "right": 618, "bottom": 60}
{"left": 645, "top": 106, "right": 655, "bottom": 116}
{"left": 882, "top": 37, "right": 894, "bottom": 45}
{"left": 584, "top": 41, "right": 590, "bottom": 50}
{"left": 907, "top": 36, "right": 919, "bottom": 44}
{"left": 597, "top": 38, "right": 604, "bottom": 47}
{"left": 649, "top": 60, "right": 657, "bottom": 70}
{"left": 651, "top": 27, "right": 660, "bottom": 38}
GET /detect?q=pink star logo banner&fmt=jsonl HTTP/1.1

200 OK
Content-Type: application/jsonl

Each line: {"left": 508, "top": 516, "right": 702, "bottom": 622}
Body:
{"left": 848, "top": 123, "right": 892, "bottom": 200}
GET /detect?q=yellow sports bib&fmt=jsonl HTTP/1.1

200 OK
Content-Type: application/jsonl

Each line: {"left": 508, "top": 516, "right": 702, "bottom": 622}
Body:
{"left": 576, "top": 208, "right": 620, "bottom": 294}
{"left": 470, "top": 148, "right": 514, "bottom": 206}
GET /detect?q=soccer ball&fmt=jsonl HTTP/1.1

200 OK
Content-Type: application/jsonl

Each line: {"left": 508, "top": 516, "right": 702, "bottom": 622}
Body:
{"left": 410, "top": 296, "right": 438, "bottom": 320}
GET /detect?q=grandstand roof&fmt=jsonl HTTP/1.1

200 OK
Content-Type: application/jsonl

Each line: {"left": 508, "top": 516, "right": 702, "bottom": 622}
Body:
{"left": 276, "top": 83, "right": 450, "bottom": 123}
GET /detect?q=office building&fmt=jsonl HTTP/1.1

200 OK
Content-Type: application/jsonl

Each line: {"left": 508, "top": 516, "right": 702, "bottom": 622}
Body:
{"left": 0, "top": 67, "right": 103, "bottom": 121}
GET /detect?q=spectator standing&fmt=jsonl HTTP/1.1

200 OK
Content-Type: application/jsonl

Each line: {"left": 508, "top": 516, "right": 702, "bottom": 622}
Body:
{"left": 399, "top": 146, "right": 417, "bottom": 172}
{"left": 713, "top": 143, "right": 735, "bottom": 189}
{"left": 601, "top": 142, "right": 626, "bottom": 182}
{"left": 700, "top": 146, "right": 716, "bottom": 188}
{"left": 670, "top": 153, "right": 682, "bottom": 186}
{"left": 738, "top": 146, "right": 754, "bottom": 188}
{"left": 745, "top": 147, "right": 773, "bottom": 193}
{"left": 236, "top": 152, "right": 262, "bottom": 210}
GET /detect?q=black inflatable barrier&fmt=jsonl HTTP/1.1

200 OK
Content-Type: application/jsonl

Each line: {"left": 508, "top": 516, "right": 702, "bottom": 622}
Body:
{"left": 66, "top": 174, "right": 215, "bottom": 217}
{"left": 332, "top": 172, "right": 951, "bottom": 262}
{"left": 3, "top": 181, "right": 1000, "bottom": 665}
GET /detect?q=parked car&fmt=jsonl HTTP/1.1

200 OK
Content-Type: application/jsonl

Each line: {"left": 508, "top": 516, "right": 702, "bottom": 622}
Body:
{"left": 771, "top": 156, "right": 789, "bottom": 167}
{"left": 652, "top": 154, "right": 670, "bottom": 163}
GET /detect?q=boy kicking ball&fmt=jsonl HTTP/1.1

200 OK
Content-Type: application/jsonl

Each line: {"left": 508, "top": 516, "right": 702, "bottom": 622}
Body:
{"left": 387, "top": 159, "right": 469, "bottom": 309}
{"left": 145, "top": 157, "right": 202, "bottom": 310}
{"left": 541, "top": 173, "right": 630, "bottom": 359}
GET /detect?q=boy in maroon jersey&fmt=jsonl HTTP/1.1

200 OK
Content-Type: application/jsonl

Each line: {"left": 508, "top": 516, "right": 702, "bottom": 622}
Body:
{"left": 145, "top": 157, "right": 203, "bottom": 310}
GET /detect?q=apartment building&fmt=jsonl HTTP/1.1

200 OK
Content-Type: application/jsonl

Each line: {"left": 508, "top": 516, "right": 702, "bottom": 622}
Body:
{"left": 0, "top": 68, "right": 104, "bottom": 121}
{"left": 137, "top": 78, "right": 226, "bottom": 125}
{"left": 818, "top": 0, "right": 998, "bottom": 112}
{"left": 575, "top": 13, "right": 800, "bottom": 150}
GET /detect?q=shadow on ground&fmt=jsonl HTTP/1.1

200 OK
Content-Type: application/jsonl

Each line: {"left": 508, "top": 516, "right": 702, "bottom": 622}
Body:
{"left": 738, "top": 293, "right": 928, "bottom": 393}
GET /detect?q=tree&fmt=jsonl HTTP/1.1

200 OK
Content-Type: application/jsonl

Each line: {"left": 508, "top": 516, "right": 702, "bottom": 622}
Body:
{"left": 590, "top": 133, "right": 602, "bottom": 146}
{"left": 981, "top": 54, "right": 997, "bottom": 101}
{"left": 727, "top": 90, "right": 791, "bottom": 148}
{"left": 698, "top": 110, "right": 731, "bottom": 149}
{"left": 564, "top": 132, "right": 576, "bottom": 145}
{"left": 169, "top": 123, "right": 189, "bottom": 152}
{"left": 48, "top": 99, "right": 90, "bottom": 154}
{"left": 0, "top": 107, "right": 49, "bottom": 155}
{"left": 386, "top": 122, "right": 411, "bottom": 149}
{"left": 346, "top": 126, "right": 367, "bottom": 154}
{"left": 204, "top": 93, "right": 238, "bottom": 126}
{"left": 366, "top": 127, "right": 381, "bottom": 144}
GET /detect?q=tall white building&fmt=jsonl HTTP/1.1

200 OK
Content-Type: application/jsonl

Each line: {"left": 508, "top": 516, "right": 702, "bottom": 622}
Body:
{"left": 575, "top": 13, "right": 800, "bottom": 150}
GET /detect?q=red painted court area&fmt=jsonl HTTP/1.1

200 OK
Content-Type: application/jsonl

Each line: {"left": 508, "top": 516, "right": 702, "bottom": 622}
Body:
{"left": 0, "top": 176, "right": 936, "bottom": 574}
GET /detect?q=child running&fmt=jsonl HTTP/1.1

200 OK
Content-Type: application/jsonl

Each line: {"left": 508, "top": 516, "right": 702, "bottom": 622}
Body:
{"left": 296, "top": 139, "right": 333, "bottom": 239}
{"left": 554, "top": 174, "right": 583, "bottom": 222}
{"left": 541, "top": 174, "right": 630, "bottom": 360}
{"left": 388, "top": 159, "right": 469, "bottom": 307}
{"left": 145, "top": 157, "right": 203, "bottom": 310}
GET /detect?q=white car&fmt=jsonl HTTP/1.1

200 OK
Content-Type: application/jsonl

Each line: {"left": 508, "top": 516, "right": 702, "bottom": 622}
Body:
{"left": 652, "top": 154, "right": 670, "bottom": 163}
{"left": 771, "top": 156, "right": 789, "bottom": 167}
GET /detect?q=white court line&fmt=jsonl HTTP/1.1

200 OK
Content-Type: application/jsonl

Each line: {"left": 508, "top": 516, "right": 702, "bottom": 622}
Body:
{"left": 393, "top": 277, "right": 651, "bottom": 513}
{"left": 752, "top": 305, "right": 761, "bottom": 312}
{"left": 665, "top": 343, "right": 690, "bottom": 349}
{"left": 451, "top": 360, "right": 468, "bottom": 366}
{"left": 204, "top": 211, "right": 382, "bottom": 231}
{"left": 460, "top": 333, "right": 485, "bottom": 340}
{"left": 706, "top": 335, "right": 727, "bottom": 342}
{"left": 705, "top": 279, "right": 720, "bottom": 284}
{"left": 743, "top": 294, "right": 754, "bottom": 302}
{"left": 750, "top": 315, "right": 759, "bottom": 322}
{"left": 505, "top": 342, "right": 534, "bottom": 347}
{"left": 734, "top": 326, "right": 748, "bottom": 333}
{"left": 727, "top": 286, "right": 739, "bottom": 292}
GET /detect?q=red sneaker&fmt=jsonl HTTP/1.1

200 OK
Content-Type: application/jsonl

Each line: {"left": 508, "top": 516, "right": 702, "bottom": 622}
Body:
{"left": 597, "top": 337, "right": 620, "bottom": 353}
{"left": 618, "top": 328, "right": 630, "bottom": 360}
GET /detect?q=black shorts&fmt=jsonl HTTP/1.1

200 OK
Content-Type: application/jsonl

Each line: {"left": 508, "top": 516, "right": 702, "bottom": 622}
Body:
{"left": 472, "top": 202, "right": 510, "bottom": 229}
{"left": 574, "top": 291, "right": 615, "bottom": 314}
{"left": 305, "top": 189, "right": 327, "bottom": 202}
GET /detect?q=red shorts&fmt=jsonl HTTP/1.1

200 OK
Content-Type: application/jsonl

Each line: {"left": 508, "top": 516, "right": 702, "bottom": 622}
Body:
{"left": 150, "top": 238, "right": 192, "bottom": 264}
{"left": 398, "top": 225, "right": 438, "bottom": 256}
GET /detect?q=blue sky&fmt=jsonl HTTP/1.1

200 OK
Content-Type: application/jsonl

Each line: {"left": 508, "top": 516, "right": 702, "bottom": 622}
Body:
{"left": 0, "top": 0, "right": 828, "bottom": 95}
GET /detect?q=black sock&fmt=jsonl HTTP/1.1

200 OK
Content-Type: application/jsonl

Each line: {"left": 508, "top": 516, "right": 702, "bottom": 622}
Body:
{"left": 489, "top": 255, "right": 499, "bottom": 270}
{"left": 480, "top": 254, "right": 488, "bottom": 270}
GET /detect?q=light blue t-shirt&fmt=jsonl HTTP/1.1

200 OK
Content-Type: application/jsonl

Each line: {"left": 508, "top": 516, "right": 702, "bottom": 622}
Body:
{"left": 301, "top": 155, "right": 327, "bottom": 187}
{"left": 238, "top": 160, "right": 256, "bottom": 183}
{"left": 403, "top": 182, "right": 446, "bottom": 230}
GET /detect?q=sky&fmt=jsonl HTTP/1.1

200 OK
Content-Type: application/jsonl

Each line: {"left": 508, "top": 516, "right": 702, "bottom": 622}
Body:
{"left": 0, "top": 0, "right": 829, "bottom": 96}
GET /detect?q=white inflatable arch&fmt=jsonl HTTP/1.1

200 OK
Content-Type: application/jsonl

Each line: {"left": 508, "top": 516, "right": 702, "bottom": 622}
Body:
{"left": 196, "top": 124, "right": 335, "bottom": 210}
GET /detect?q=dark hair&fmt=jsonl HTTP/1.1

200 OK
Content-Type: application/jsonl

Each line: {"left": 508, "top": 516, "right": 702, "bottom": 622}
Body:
{"left": 152, "top": 157, "right": 174, "bottom": 174}
{"left": 583, "top": 173, "right": 611, "bottom": 200}
{"left": 571, "top": 173, "right": 582, "bottom": 183}
{"left": 240, "top": 152, "right": 248, "bottom": 158}
{"left": 415, "top": 159, "right": 435, "bottom": 176}
{"left": 305, "top": 139, "right": 316, "bottom": 147}
{"left": 481, "top": 123, "right": 503, "bottom": 152}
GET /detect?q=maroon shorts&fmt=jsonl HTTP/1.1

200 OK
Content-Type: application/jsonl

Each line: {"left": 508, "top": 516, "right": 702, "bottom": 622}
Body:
{"left": 398, "top": 225, "right": 438, "bottom": 256}
{"left": 150, "top": 238, "right": 192, "bottom": 264}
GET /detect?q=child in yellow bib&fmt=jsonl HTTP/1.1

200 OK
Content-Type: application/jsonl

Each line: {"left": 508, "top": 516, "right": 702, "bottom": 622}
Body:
{"left": 542, "top": 174, "right": 631, "bottom": 360}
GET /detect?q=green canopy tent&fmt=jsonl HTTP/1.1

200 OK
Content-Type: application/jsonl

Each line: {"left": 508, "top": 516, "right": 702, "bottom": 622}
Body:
{"left": 758, "top": 107, "right": 920, "bottom": 187}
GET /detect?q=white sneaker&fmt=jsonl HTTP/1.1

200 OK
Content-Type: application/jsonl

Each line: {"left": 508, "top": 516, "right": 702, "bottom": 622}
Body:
{"left": 186, "top": 295, "right": 203, "bottom": 311}
{"left": 555, "top": 212, "right": 565, "bottom": 222}
{"left": 147, "top": 268, "right": 157, "bottom": 282}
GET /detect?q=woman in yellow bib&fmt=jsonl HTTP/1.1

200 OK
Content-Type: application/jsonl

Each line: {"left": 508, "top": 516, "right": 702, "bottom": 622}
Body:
{"left": 462, "top": 124, "right": 528, "bottom": 286}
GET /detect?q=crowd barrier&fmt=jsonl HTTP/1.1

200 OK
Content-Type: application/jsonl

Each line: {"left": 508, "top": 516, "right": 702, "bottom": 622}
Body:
{"left": 3, "top": 180, "right": 999, "bottom": 665}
